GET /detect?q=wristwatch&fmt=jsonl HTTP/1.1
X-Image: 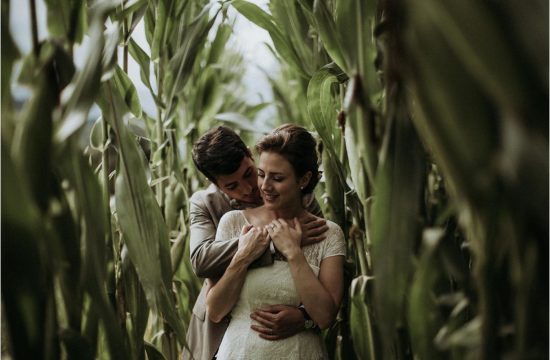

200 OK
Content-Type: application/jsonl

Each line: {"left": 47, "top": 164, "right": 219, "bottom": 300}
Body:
{"left": 298, "top": 305, "right": 316, "bottom": 329}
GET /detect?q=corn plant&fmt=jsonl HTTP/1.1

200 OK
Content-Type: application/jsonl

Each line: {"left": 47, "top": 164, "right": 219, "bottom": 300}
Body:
{"left": 231, "top": 0, "right": 548, "bottom": 359}
{"left": 2, "top": 0, "right": 262, "bottom": 359}
{"left": 3, "top": 0, "right": 547, "bottom": 359}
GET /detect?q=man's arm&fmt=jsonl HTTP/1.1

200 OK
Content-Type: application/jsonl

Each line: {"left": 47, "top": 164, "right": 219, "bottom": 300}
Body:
{"left": 189, "top": 197, "right": 273, "bottom": 278}
{"left": 189, "top": 199, "right": 238, "bottom": 278}
{"left": 301, "top": 194, "right": 329, "bottom": 246}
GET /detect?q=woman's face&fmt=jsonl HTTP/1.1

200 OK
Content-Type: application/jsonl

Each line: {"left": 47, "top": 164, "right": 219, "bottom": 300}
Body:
{"left": 257, "top": 152, "right": 308, "bottom": 210}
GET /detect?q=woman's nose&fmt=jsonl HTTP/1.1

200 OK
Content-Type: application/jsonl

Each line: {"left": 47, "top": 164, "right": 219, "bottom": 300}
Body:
{"left": 261, "top": 179, "right": 271, "bottom": 191}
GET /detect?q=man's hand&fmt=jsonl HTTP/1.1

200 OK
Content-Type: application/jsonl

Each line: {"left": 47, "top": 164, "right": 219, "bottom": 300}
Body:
{"left": 250, "top": 305, "right": 305, "bottom": 340}
{"left": 299, "top": 212, "right": 328, "bottom": 246}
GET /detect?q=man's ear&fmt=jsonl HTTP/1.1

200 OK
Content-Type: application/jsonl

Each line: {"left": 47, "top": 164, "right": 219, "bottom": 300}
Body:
{"left": 299, "top": 171, "right": 312, "bottom": 190}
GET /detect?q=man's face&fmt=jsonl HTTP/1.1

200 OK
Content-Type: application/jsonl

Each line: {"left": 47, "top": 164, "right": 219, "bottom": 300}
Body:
{"left": 215, "top": 156, "right": 261, "bottom": 204}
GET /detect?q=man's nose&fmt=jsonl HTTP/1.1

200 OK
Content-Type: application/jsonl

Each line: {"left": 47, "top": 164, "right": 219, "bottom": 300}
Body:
{"left": 243, "top": 181, "right": 253, "bottom": 193}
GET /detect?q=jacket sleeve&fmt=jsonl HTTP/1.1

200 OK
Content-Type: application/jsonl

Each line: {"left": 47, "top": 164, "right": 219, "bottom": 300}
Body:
{"left": 189, "top": 198, "right": 238, "bottom": 278}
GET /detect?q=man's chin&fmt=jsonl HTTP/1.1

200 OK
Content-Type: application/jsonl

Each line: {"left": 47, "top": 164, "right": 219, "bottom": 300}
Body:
{"left": 242, "top": 195, "right": 262, "bottom": 204}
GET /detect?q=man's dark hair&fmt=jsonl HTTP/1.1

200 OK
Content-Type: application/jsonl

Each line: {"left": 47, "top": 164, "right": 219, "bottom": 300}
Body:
{"left": 255, "top": 124, "right": 320, "bottom": 194}
{"left": 192, "top": 126, "right": 251, "bottom": 184}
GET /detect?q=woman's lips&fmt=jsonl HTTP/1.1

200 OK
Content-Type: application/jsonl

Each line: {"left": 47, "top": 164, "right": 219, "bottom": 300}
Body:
{"left": 262, "top": 193, "right": 278, "bottom": 202}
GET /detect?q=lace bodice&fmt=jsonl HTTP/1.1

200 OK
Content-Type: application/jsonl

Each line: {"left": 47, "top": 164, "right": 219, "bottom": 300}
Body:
{"left": 214, "top": 211, "right": 346, "bottom": 360}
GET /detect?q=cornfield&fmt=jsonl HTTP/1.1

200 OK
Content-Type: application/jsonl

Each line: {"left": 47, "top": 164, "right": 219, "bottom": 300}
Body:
{"left": 1, "top": 0, "right": 547, "bottom": 359}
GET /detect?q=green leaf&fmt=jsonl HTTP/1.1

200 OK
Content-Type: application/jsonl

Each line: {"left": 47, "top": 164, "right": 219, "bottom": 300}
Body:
{"left": 307, "top": 66, "right": 349, "bottom": 225}
{"left": 207, "top": 23, "right": 232, "bottom": 65}
{"left": 214, "top": 112, "right": 271, "bottom": 133}
{"left": 128, "top": 38, "right": 153, "bottom": 89}
{"left": 114, "top": 0, "right": 148, "bottom": 41}
{"left": 270, "top": 0, "right": 314, "bottom": 74}
{"left": 349, "top": 275, "right": 376, "bottom": 360}
{"left": 343, "top": 75, "right": 378, "bottom": 197}
{"left": 1, "top": 141, "right": 48, "bottom": 360}
{"left": 150, "top": 0, "right": 169, "bottom": 61}
{"left": 312, "top": 0, "right": 347, "bottom": 72}
{"left": 144, "top": 342, "right": 167, "bottom": 360}
{"left": 1, "top": 16, "right": 20, "bottom": 121}
{"left": 100, "top": 81, "right": 186, "bottom": 344}
{"left": 335, "top": 0, "right": 379, "bottom": 93}
{"left": 122, "top": 250, "right": 149, "bottom": 360}
{"left": 408, "top": 229, "right": 447, "bottom": 359}
{"left": 12, "top": 42, "right": 74, "bottom": 212}
{"left": 144, "top": 5, "right": 156, "bottom": 47}
{"left": 371, "top": 91, "right": 425, "bottom": 355}
{"left": 55, "top": 2, "right": 116, "bottom": 144}
{"left": 414, "top": 0, "right": 533, "bottom": 112}
{"left": 232, "top": 0, "right": 308, "bottom": 78}
{"left": 57, "top": 149, "right": 130, "bottom": 360}
{"left": 166, "top": 5, "right": 218, "bottom": 116}
{"left": 113, "top": 65, "right": 143, "bottom": 117}
{"left": 44, "top": 0, "right": 87, "bottom": 44}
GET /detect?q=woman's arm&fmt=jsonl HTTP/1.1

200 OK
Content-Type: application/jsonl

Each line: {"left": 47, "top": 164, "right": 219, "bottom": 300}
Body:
{"left": 287, "top": 253, "right": 343, "bottom": 329}
{"left": 206, "top": 226, "right": 270, "bottom": 323}
{"left": 267, "top": 219, "right": 344, "bottom": 329}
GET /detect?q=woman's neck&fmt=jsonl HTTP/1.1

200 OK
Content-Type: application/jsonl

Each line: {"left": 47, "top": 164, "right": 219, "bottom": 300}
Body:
{"left": 264, "top": 200, "right": 305, "bottom": 221}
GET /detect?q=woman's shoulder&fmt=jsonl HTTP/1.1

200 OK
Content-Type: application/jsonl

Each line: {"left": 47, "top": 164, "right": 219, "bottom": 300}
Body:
{"left": 318, "top": 220, "right": 346, "bottom": 258}
{"left": 324, "top": 220, "right": 345, "bottom": 239}
{"left": 219, "top": 210, "right": 246, "bottom": 226}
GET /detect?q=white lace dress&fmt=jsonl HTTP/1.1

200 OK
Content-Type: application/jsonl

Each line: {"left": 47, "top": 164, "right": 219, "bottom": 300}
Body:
{"left": 214, "top": 210, "right": 346, "bottom": 360}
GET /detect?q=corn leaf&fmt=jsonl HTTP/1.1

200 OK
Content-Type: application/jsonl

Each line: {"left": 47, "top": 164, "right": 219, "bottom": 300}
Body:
{"left": 408, "top": 229, "right": 447, "bottom": 359}
{"left": 100, "top": 80, "right": 186, "bottom": 344}
{"left": 12, "top": 42, "right": 73, "bottom": 212}
{"left": 371, "top": 93, "right": 424, "bottom": 355}
{"left": 1, "top": 142, "right": 48, "bottom": 360}
{"left": 44, "top": 0, "right": 87, "bottom": 43}
{"left": 165, "top": 5, "right": 217, "bottom": 117}
{"left": 312, "top": 0, "right": 347, "bottom": 72}
{"left": 113, "top": 65, "right": 143, "bottom": 118}
{"left": 55, "top": 2, "right": 116, "bottom": 144}
{"left": 349, "top": 275, "right": 376, "bottom": 359}
{"left": 58, "top": 150, "right": 130, "bottom": 360}
{"left": 232, "top": 0, "right": 308, "bottom": 78}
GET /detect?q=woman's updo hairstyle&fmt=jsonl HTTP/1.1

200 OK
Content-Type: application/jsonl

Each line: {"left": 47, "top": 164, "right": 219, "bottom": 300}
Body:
{"left": 255, "top": 124, "right": 320, "bottom": 194}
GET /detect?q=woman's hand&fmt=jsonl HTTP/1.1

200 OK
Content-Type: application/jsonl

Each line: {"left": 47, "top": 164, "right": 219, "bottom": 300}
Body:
{"left": 265, "top": 218, "right": 302, "bottom": 259}
{"left": 235, "top": 225, "right": 270, "bottom": 266}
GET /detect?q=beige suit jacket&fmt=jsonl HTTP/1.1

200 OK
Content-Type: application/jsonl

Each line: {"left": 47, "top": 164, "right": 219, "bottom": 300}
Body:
{"left": 182, "top": 184, "right": 322, "bottom": 360}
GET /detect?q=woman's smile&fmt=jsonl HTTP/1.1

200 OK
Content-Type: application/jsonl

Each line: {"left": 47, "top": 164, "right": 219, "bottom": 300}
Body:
{"left": 262, "top": 192, "right": 279, "bottom": 203}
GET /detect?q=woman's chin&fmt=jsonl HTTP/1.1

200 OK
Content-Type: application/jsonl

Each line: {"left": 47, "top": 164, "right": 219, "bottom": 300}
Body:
{"left": 262, "top": 199, "right": 280, "bottom": 209}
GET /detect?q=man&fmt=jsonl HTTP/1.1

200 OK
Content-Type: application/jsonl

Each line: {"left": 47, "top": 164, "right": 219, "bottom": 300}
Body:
{"left": 182, "top": 126, "right": 328, "bottom": 360}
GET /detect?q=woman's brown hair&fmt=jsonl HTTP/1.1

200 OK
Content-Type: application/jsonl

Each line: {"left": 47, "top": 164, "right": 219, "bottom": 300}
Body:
{"left": 255, "top": 124, "right": 320, "bottom": 194}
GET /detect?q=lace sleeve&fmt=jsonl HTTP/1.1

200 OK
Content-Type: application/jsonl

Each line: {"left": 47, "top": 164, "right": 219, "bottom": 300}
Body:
{"left": 321, "top": 222, "right": 346, "bottom": 259}
{"left": 215, "top": 210, "right": 246, "bottom": 242}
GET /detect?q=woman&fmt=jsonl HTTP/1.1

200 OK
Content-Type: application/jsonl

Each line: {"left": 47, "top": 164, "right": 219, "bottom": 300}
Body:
{"left": 205, "top": 124, "right": 345, "bottom": 359}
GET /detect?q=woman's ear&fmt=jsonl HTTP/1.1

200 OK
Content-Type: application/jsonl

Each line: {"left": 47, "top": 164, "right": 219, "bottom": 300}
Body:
{"left": 299, "top": 171, "right": 312, "bottom": 190}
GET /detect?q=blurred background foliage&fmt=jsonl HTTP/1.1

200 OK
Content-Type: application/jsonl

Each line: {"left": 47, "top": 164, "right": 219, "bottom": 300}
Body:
{"left": 1, "top": 0, "right": 547, "bottom": 359}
